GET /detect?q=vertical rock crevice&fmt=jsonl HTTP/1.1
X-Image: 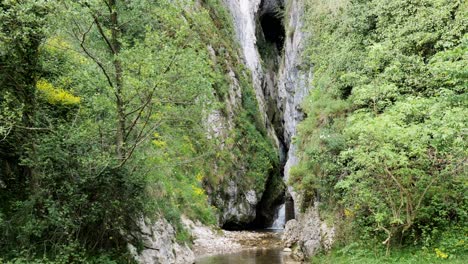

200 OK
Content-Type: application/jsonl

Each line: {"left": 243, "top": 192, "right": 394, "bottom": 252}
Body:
{"left": 252, "top": 0, "right": 289, "bottom": 229}
{"left": 220, "top": 0, "right": 311, "bottom": 230}
{"left": 278, "top": 0, "right": 336, "bottom": 259}
{"left": 219, "top": 0, "right": 289, "bottom": 229}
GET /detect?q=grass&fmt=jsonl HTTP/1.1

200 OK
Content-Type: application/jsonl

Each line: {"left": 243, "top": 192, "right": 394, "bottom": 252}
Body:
{"left": 311, "top": 247, "right": 468, "bottom": 264}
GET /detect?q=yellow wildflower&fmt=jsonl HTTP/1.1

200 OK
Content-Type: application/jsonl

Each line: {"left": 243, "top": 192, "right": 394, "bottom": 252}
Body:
{"left": 196, "top": 172, "right": 204, "bottom": 182}
{"left": 36, "top": 79, "right": 80, "bottom": 105}
{"left": 193, "top": 186, "right": 205, "bottom": 196}
{"left": 344, "top": 208, "right": 355, "bottom": 218}
{"left": 435, "top": 248, "right": 448, "bottom": 259}
{"left": 152, "top": 132, "right": 167, "bottom": 148}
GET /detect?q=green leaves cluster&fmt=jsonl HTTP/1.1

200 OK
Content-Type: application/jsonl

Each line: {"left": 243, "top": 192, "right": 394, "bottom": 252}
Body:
{"left": 1, "top": 0, "right": 278, "bottom": 261}
{"left": 292, "top": 0, "right": 467, "bottom": 255}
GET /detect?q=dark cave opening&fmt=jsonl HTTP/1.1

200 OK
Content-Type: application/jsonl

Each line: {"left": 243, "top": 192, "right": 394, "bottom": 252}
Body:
{"left": 260, "top": 12, "right": 285, "bottom": 52}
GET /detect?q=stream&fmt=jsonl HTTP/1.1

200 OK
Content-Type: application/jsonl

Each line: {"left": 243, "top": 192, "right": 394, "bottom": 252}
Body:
{"left": 194, "top": 230, "right": 300, "bottom": 264}
{"left": 195, "top": 247, "right": 299, "bottom": 264}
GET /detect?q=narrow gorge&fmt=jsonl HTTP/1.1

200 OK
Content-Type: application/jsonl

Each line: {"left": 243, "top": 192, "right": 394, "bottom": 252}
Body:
{"left": 132, "top": 0, "right": 335, "bottom": 262}
{"left": 135, "top": 0, "right": 336, "bottom": 262}
{"left": 2, "top": 0, "right": 465, "bottom": 263}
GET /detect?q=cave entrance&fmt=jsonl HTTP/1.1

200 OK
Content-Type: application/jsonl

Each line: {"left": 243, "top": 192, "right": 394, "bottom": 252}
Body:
{"left": 250, "top": 0, "right": 290, "bottom": 230}
{"left": 260, "top": 11, "right": 285, "bottom": 52}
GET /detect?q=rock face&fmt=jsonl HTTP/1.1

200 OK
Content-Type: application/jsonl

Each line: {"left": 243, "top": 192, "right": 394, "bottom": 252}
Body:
{"left": 277, "top": 0, "right": 311, "bottom": 216}
{"left": 129, "top": 219, "right": 195, "bottom": 264}
{"left": 204, "top": 66, "right": 260, "bottom": 226}
{"left": 213, "top": 180, "right": 259, "bottom": 225}
{"left": 221, "top": 0, "right": 330, "bottom": 239}
{"left": 282, "top": 206, "right": 335, "bottom": 260}
{"left": 277, "top": 0, "right": 336, "bottom": 258}
{"left": 222, "top": 0, "right": 262, "bottom": 107}
{"left": 222, "top": 0, "right": 280, "bottom": 144}
{"left": 223, "top": 0, "right": 312, "bottom": 221}
{"left": 205, "top": 0, "right": 285, "bottom": 227}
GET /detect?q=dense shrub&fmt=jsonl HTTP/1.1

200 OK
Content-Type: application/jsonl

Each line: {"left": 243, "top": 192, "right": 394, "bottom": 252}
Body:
{"left": 292, "top": 0, "right": 467, "bottom": 257}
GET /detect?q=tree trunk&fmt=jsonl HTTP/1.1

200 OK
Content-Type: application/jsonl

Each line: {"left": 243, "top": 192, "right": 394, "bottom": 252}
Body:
{"left": 109, "top": 0, "right": 126, "bottom": 161}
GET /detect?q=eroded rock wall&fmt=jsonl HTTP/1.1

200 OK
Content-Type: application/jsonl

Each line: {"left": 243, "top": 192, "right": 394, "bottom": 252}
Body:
{"left": 217, "top": 0, "right": 320, "bottom": 230}
{"left": 222, "top": 0, "right": 280, "bottom": 146}
{"left": 278, "top": 0, "right": 335, "bottom": 258}
{"left": 277, "top": 0, "right": 310, "bottom": 215}
{"left": 283, "top": 205, "right": 335, "bottom": 260}
{"left": 206, "top": 0, "right": 284, "bottom": 227}
{"left": 130, "top": 219, "right": 194, "bottom": 264}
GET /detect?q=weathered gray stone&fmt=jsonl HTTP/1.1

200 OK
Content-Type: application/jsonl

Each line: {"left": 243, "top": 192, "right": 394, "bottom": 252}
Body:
{"left": 276, "top": 0, "right": 338, "bottom": 258}
{"left": 130, "top": 219, "right": 195, "bottom": 264}
{"left": 282, "top": 206, "right": 335, "bottom": 259}
{"left": 223, "top": 0, "right": 280, "bottom": 147}
{"left": 203, "top": 0, "right": 284, "bottom": 227}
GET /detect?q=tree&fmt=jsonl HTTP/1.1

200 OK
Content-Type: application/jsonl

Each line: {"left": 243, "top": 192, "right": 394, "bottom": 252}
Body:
{"left": 292, "top": 0, "right": 467, "bottom": 255}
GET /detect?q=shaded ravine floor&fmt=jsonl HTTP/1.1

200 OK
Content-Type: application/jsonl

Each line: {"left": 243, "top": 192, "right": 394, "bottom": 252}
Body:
{"left": 195, "top": 247, "right": 300, "bottom": 264}
{"left": 193, "top": 230, "right": 300, "bottom": 264}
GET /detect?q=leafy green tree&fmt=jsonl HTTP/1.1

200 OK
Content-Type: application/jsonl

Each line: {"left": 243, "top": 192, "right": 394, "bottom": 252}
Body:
{"left": 292, "top": 0, "right": 467, "bottom": 256}
{"left": 1, "top": 0, "right": 279, "bottom": 261}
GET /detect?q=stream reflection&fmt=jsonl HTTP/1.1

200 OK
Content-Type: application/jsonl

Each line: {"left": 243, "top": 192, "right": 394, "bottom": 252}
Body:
{"left": 195, "top": 248, "right": 300, "bottom": 264}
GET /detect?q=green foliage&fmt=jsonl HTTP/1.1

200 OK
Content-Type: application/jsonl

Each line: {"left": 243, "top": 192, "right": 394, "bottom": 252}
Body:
{"left": 190, "top": 0, "right": 279, "bottom": 197}
{"left": 293, "top": 0, "right": 468, "bottom": 255}
{"left": 311, "top": 244, "right": 468, "bottom": 264}
{"left": 1, "top": 0, "right": 278, "bottom": 261}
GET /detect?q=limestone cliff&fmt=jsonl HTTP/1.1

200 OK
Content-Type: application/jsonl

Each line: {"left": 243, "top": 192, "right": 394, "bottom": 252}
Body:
{"left": 224, "top": 0, "right": 336, "bottom": 257}
{"left": 278, "top": 0, "right": 335, "bottom": 258}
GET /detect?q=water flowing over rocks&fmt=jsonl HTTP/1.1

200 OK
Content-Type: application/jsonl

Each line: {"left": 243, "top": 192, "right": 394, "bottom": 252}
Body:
{"left": 270, "top": 203, "right": 286, "bottom": 229}
{"left": 183, "top": 217, "right": 283, "bottom": 257}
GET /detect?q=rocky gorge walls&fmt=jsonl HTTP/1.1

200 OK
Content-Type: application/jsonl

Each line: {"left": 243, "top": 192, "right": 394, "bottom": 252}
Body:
{"left": 222, "top": 0, "right": 296, "bottom": 224}
{"left": 223, "top": 0, "right": 336, "bottom": 258}
{"left": 204, "top": 0, "right": 286, "bottom": 229}
{"left": 277, "top": 0, "right": 335, "bottom": 259}
{"left": 132, "top": 0, "right": 335, "bottom": 261}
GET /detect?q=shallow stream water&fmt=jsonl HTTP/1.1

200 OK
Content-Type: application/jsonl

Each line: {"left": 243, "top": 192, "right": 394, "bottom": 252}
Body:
{"left": 195, "top": 247, "right": 299, "bottom": 264}
{"left": 194, "top": 229, "right": 300, "bottom": 264}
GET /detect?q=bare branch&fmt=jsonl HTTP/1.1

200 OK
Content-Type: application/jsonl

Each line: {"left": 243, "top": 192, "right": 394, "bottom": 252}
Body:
{"left": 91, "top": 14, "right": 117, "bottom": 54}
{"left": 73, "top": 21, "right": 115, "bottom": 89}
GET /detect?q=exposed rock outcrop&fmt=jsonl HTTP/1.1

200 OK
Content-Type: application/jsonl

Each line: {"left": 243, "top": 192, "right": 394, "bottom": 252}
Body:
{"left": 222, "top": 0, "right": 280, "bottom": 145}
{"left": 204, "top": 63, "right": 260, "bottom": 226}
{"left": 277, "top": 0, "right": 311, "bottom": 216}
{"left": 282, "top": 206, "right": 335, "bottom": 260}
{"left": 203, "top": 0, "right": 286, "bottom": 228}
{"left": 183, "top": 217, "right": 283, "bottom": 257}
{"left": 130, "top": 219, "right": 194, "bottom": 264}
{"left": 212, "top": 180, "right": 259, "bottom": 226}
